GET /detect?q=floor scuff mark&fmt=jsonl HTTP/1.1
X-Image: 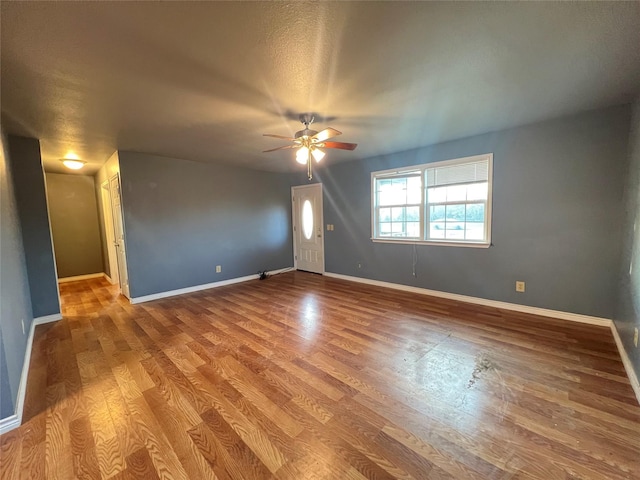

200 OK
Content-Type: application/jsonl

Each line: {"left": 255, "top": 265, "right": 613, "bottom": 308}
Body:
{"left": 467, "top": 353, "right": 495, "bottom": 388}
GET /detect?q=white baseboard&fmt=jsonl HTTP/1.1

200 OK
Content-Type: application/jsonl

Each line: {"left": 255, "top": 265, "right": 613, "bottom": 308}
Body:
{"left": 58, "top": 272, "right": 105, "bottom": 283}
{"left": 0, "top": 414, "right": 19, "bottom": 435}
{"left": 610, "top": 323, "right": 640, "bottom": 405}
{"left": 0, "top": 313, "right": 61, "bottom": 435}
{"left": 325, "top": 272, "right": 611, "bottom": 327}
{"left": 33, "top": 313, "right": 63, "bottom": 326}
{"left": 130, "top": 267, "right": 293, "bottom": 305}
{"left": 103, "top": 273, "right": 115, "bottom": 285}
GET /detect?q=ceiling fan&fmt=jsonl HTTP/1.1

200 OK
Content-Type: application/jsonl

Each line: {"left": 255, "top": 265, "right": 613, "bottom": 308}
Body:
{"left": 263, "top": 114, "right": 357, "bottom": 180}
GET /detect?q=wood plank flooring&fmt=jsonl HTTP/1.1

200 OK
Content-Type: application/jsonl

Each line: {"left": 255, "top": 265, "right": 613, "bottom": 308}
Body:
{"left": 1, "top": 271, "right": 639, "bottom": 479}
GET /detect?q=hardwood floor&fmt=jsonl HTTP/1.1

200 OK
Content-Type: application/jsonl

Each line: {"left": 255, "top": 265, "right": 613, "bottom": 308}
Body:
{"left": 1, "top": 271, "right": 639, "bottom": 479}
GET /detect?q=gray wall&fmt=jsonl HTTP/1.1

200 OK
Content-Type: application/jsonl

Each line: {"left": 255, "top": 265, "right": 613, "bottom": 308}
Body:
{"left": 615, "top": 100, "right": 640, "bottom": 381}
{"left": 46, "top": 173, "right": 104, "bottom": 278}
{"left": 0, "top": 339, "right": 13, "bottom": 419}
{"left": 296, "top": 105, "right": 630, "bottom": 319}
{"left": 7, "top": 136, "right": 60, "bottom": 318}
{"left": 0, "top": 132, "right": 34, "bottom": 419}
{"left": 118, "top": 151, "right": 293, "bottom": 298}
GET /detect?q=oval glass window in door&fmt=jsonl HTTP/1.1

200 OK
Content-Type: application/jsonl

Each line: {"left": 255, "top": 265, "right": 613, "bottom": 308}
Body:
{"left": 302, "top": 199, "right": 313, "bottom": 240}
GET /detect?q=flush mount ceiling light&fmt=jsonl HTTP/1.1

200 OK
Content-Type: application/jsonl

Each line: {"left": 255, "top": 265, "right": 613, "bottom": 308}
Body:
{"left": 263, "top": 114, "right": 357, "bottom": 180}
{"left": 60, "top": 158, "right": 86, "bottom": 170}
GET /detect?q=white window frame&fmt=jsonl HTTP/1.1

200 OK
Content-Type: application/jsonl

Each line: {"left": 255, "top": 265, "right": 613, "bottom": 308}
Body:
{"left": 371, "top": 153, "right": 493, "bottom": 248}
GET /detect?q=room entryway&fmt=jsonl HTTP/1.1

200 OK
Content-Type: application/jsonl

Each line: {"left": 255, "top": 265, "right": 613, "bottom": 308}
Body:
{"left": 100, "top": 180, "right": 119, "bottom": 286}
{"left": 109, "top": 173, "right": 130, "bottom": 298}
{"left": 292, "top": 183, "right": 324, "bottom": 274}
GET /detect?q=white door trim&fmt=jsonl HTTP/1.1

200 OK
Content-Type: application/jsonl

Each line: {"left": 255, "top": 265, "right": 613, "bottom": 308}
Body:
{"left": 109, "top": 173, "right": 130, "bottom": 298}
{"left": 292, "top": 183, "right": 325, "bottom": 274}
{"left": 101, "top": 180, "right": 119, "bottom": 286}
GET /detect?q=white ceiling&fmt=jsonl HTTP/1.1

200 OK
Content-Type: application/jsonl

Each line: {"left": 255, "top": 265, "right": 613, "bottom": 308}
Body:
{"left": 2, "top": 2, "right": 639, "bottom": 175}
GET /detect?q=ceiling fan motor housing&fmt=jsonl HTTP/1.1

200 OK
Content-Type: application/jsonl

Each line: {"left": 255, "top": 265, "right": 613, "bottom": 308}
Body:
{"left": 295, "top": 128, "right": 318, "bottom": 140}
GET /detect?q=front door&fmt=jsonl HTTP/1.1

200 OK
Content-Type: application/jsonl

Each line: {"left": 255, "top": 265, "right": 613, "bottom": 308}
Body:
{"left": 292, "top": 184, "right": 324, "bottom": 274}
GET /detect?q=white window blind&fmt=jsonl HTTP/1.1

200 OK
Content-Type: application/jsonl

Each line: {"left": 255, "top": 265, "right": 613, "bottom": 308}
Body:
{"left": 426, "top": 159, "right": 489, "bottom": 187}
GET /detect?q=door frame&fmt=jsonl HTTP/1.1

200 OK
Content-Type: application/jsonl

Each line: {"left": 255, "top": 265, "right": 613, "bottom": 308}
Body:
{"left": 109, "top": 173, "right": 130, "bottom": 299}
{"left": 291, "top": 183, "right": 325, "bottom": 274}
{"left": 100, "top": 180, "right": 119, "bottom": 285}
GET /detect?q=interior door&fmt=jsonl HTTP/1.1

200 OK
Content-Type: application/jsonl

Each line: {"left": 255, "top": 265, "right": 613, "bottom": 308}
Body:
{"left": 292, "top": 184, "right": 324, "bottom": 274}
{"left": 109, "top": 174, "right": 130, "bottom": 298}
{"left": 100, "top": 181, "right": 119, "bottom": 286}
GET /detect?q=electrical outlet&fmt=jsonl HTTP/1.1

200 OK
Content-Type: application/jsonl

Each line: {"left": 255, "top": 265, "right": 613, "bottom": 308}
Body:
{"left": 515, "top": 281, "right": 525, "bottom": 293}
{"left": 216, "top": 265, "right": 222, "bottom": 273}
{"left": 21, "top": 319, "right": 25, "bottom": 335}
{"left": 634, "top": 328, "right": 638, "bottom": 348}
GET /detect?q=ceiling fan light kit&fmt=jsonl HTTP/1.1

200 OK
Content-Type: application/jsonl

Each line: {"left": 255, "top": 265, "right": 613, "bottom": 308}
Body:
{"left": 263, "top": 114, "right": 357, "bottom": 180}
{"left": 296, "top": 146, "right": 310, "bottom": 164}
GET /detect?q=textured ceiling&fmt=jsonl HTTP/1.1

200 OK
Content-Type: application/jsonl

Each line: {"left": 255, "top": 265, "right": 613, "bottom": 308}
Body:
{"left": 2, "top": 2, "right": 640, "bottom": 175}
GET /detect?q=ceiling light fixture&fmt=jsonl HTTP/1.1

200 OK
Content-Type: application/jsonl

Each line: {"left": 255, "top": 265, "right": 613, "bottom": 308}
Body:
{"left": 60, "top": 159, "right": 86, "bottom": 170}
{"left": 311, "top": 148, "right": 325, "bottom": 162}
{"left": 263, "top": 114, "right": 357, "bottom": 180}
{"left": 294, "top": 137, "right": 325, "bottom": 178}
{"left": 296, "top": 146, "right": 309, "bottom": 164}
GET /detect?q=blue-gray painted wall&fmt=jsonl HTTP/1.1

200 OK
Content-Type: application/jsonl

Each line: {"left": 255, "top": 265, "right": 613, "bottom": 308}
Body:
{"left": 0, "top": 339, "right": 13, "bottom": 419}
{"left": 118, "top": 151, "right": 294, "bottom": 298}
{"left": 615, "top": 100, "right": 640, "bottom": 382}
{"left": 293, "top": 105, "right": 630, "bottom": 319}
{"left": 0, "top": 132, "right": 34, "bottom": 419}
{"left": 7, "top": 136, "right": 60, "bottom": 318}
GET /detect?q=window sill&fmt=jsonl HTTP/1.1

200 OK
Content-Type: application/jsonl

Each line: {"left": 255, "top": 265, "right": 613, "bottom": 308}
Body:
{"left": 371, "top": 238, "right": 491, "bottom": 248}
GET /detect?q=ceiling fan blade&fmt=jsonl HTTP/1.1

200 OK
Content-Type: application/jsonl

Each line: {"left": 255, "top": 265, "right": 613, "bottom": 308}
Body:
{"left": 322, "top": 141, "right": 358, "bottom": 151}
{"left": 263, "top": 145, "right": 298, "bottom": 153}
{"left": 263, "top": 134, "right": 296, "bottom": 141}
{"left": 313, "top": 127, "right": 342, "bottom": 142}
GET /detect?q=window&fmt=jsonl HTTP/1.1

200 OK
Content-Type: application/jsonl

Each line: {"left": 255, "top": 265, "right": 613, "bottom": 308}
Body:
{"left": 372, "top": 154, "right": 492, "bottom": 247}
{"left": 302, "top": 199, "right": 314, "bottom": 240}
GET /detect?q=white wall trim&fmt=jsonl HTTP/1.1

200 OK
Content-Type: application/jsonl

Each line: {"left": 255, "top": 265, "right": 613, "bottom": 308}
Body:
{"left": 58, "top": 272, "right": 105, "bottom": 283}
{"left": 103, "top": 273, "right": 115, "bottom": 285}
{"left": 33, "top": 313, "right": 62, "bottom": 326}
{"left": 0, "top": 312, "right": 62, "bottom": 435}
{"left": 0, "top": 414, "right": 19, "bottom": 435}
{"left": 129, "top": 267, "right": 293, "bottom": 305}
{"left": 610, "top": 323, "right": 640, "bottom": 405}
{"left": 324, "top": 272, "right": 612, "bottom": 327}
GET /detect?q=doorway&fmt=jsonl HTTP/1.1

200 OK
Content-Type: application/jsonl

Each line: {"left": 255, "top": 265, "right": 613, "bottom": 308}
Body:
{"left": 109, "top": 174, "right": 130, "bottom": 298}
{"left": 100, "top": 180, "right": 119, "bottom": 286}
{"left": 292, "top": 183, "right": 324, "bottom": 274}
